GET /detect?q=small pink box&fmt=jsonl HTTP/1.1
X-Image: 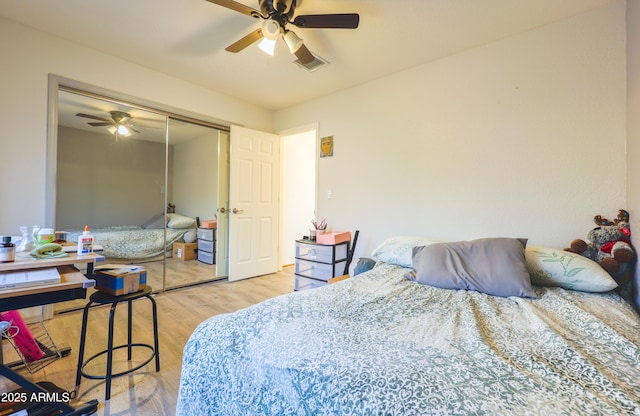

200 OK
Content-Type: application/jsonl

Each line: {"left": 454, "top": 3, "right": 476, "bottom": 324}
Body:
{"left": 200, "top": 220, "right": 217, "bottom": 229}
{"left": 316, "top": 231, "right": 351, "bottom": 245}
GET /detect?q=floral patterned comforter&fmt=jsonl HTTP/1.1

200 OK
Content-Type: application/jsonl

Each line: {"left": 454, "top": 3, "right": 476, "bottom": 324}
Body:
{"left": 177, "top": 262, "right": 640, "bottom": 415}
{"left": 67, "top": 225, "right": 188, "bottom": 259}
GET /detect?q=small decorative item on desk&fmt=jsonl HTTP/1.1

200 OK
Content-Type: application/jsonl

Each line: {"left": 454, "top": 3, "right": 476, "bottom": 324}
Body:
{"left": 310, "top": 218, "right": 327, "bottom": 242}
{"left": 15, "top": 225, "right": 40, "bottom": 253}
{"left": 30, "top": 243, "right": 67, "bottom": 259}
{"left": 0, "top": 236, "right": 15, "bottom": 263}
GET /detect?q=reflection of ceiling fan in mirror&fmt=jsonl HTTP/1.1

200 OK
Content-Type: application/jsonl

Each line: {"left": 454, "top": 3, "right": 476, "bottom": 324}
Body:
{"left": 206, "top": 0, "right": 359, "bottom": 65}
{"left": 76, "top": 111, "right": 141, "bottom": 138}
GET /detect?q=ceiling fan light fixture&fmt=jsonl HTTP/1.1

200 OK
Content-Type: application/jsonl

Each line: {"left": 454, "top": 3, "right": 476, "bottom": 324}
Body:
{"left": 283, "top": 30, "right": 304, "bottom": 53}
{"left": 117, "top": 125, "right": 131, "bottom": 135}
{"left": 261, "top": 19, "right": 281, "bottom": 40}
{"left": 257, "top": 37, "right": 276, "bottom": 56}
{"left": 107, "top": 124, "right": 132, "bottom": 137}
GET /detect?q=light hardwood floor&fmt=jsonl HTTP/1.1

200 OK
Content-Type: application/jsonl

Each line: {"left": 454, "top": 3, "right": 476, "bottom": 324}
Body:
{"left": 1, "top": 266, "right": 295, "bottom": 415}
{"left": 55, "top": 256, "right": 224, "bottom": 313}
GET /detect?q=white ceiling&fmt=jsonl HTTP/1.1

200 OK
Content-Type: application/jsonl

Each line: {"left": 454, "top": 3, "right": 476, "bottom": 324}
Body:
{"left": 0, "top": 0, "right": 615, "bottom": 111}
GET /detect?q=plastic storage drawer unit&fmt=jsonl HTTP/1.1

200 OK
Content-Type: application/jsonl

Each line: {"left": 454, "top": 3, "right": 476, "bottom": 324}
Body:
{"left": 197, "top": 227, "right": 215, "bottom": 265}
{"left": 293, "top": 239, "right": 350, "bottom": 291}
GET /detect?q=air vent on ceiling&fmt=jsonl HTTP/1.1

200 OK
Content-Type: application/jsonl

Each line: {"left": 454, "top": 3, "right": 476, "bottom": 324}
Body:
{"left": 293, "top": 54, "right": 329, "bottom": 72}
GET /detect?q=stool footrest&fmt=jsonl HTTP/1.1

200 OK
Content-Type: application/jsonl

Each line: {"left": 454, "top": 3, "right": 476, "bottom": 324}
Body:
{"left": 80, "top": 344, "right": 157, "bottom": 380}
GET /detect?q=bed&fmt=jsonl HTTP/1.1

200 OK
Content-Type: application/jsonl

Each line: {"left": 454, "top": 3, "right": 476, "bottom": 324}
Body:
{"left": 66, "top": 213, "right": 196, "bottom": 260}
{"left": 177, "top": 236, "right": 640, "bottom": 415}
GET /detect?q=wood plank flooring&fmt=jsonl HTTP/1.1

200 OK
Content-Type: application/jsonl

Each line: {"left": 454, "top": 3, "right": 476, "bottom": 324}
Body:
{"left": 1, "top": 266, "right": 295, "bottom": 415}
{"left": 55, "top": 257, "right": 224, "bottom": 313}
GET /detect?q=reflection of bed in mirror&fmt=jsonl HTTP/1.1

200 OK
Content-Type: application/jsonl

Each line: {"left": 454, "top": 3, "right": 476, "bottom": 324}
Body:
{"left": 66, "top": 213, "right": 196, "bottom": 260}
{"left": 52, "top": 85, "right": 225, "bottom": 290}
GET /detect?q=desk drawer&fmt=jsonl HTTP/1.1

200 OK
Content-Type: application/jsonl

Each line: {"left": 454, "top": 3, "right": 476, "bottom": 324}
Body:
{"left": 197, "top": 228, "right": 215, "bottom": 241}
{"left": 294, "top": 275, "right": 327, "bottom": 291}
{"left": 198, "top": 250, "right": 215, "bottom": 265}
{"left": 295, "top": 241, "right": 347, "bottom": 264}
{"left": 198, "top": 239, "right": 214, "bottom": 253}
{"left": 295, "top": 258, "right": 345, "bottom": 281}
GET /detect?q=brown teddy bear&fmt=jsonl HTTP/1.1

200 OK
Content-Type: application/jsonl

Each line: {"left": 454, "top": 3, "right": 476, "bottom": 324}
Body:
{"left": 565, "top": 209, "right": 635, "bottom": 285}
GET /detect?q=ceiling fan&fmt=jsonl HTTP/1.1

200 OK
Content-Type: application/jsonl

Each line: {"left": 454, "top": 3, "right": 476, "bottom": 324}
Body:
{"left": 206, "top": 0, "right": 359, "bottom": 64}
{"left": 76, "top": 111, "right": 141, "bottom": 137}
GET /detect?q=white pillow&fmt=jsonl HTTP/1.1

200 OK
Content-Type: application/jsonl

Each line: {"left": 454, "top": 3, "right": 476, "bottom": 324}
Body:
{"left": 371, "top": 235, "right": 441, "bottom": 268}
{"left": 525, "top": 246, "right": 618, "bottom": 292}
{"left": 167, "top": 214, "right": 196, "bottom": 229}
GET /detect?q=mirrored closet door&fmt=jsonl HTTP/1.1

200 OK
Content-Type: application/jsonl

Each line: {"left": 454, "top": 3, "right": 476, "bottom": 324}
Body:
{"left": 49, "top": 81, "right": 229, "bottom": 311}
{"left": 163, "top": 118, "right": 225, "bottom": 289}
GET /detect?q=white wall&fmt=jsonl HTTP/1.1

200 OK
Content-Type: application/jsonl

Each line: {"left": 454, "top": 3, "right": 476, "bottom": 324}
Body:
{"left": 172, "top": 132, "right": 219, "bottom": 221}
{"left": 275, "top": 1, "right": 627, "bottom": 259}
{"left": 0, "top": 17, "right": 273, "bottom": 234}
{"left": 56, "top": 126, "right": 166, "bottom": 228}
{"left": 626, "top": 0, "right": 640, "bottom": 306}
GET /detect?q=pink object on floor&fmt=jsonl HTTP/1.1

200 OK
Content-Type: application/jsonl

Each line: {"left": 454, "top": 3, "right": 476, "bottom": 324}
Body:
{"left": 0, "top": 310, "right": 44, "bottom": 363}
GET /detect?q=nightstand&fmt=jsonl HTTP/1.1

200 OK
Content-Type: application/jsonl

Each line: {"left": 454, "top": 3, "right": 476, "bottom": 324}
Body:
{"left": 294, "top": 239, "right": 349, "bottom": 290}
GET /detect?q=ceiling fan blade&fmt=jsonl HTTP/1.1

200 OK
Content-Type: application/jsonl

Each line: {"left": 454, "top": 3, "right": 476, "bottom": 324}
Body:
{"left": 204, "top": 0, "right": 260, "bottom": 17}
{"left": 129, "top": 127, "right": 141, "bottom": 134}
{"left": 225, "top": 28, "right": 263, "bottom": 52}
{"left": 76, "top": 113, "right": 111, "bottom": 122}
{"left": 292, "top": 13, "right": 359, "bottom": 29}
{"left": 88, "top": 122, "right": 113, "bottom": 127}
{"left": 294, "top": 43, "right": 315, "bottom": 65}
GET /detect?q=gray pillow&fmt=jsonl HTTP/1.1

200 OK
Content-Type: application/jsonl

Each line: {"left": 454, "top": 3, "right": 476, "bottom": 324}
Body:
{"left": 353, "top": 257, "right": 376, "bottom": 276}
{"left": 183, "top": 230, "right": 197, "bottom": 243}
{"left": 406, "top": 238, "right": 536, "bottom": 299}
{"left": 142, "top": 213, "right": 166, "bottom": 229}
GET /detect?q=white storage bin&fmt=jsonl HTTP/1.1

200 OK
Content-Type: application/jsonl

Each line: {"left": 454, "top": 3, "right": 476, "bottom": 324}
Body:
{"left": 295, "top": 275, "right": 327, "bottom": 291}
{"left": 197, "top": 228, "right": 215, "bottom": 241}
{"left": 295, "top": 258, "right": 346, "bottom": 281}
{"left": 198, "top": 249, "right": 215, "bottom": 264}
{"left": 198, "top": 239, "right": 214, "bottom": 253}
{"left": 295, "top": 241, "right": 347, "bottom": 263}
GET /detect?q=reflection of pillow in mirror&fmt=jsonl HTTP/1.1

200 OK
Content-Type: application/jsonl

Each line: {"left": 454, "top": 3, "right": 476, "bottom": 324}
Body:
{"left": 168, "top": 214, "right": 196, "bottom": 229}
{"left": 407, "top": 238, "right": 536, "bottom": 298}
{"left": 142, "top": 213, "right": 166, "bottom": 229}
{"left": 371, "top": 235, "right": 441, "bottom": 268}
{"left": 183, "top": 230, "right": 197, "bottom": 243}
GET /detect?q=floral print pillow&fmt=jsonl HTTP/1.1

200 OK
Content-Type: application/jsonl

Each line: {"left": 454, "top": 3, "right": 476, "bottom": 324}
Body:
{"left": 526, "top": 246, "right": 618, "bottom": 292}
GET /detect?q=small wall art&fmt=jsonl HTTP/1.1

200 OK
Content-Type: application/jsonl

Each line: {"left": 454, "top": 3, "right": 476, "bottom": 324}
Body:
{"left": 320, "top": 136, "right": 333, "bottom": 158}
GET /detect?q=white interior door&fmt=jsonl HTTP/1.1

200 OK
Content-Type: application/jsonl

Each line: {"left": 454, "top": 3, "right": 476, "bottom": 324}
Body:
{"left": 228, "top": 125, "right": 280, "bottom": 281}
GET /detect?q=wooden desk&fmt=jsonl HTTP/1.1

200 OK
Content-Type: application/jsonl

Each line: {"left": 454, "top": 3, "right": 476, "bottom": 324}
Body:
{"left": 0, "top": 252, "right": 102, "bottom": 415}
{"left": 0, "top": 253, "right": 102, "bottom": 311}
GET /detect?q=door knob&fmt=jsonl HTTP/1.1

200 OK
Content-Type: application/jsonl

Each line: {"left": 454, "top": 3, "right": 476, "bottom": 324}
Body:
{"left": 218, "top": 207, "right": 227, "bottom": 213}
{"left": 232, "top": 208, "right": 244, "bottom": 214}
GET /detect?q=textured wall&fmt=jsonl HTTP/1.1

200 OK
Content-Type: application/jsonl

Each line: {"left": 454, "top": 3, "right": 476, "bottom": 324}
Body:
{"left": 275, "top": 2, "right": 626, "bottom": 258}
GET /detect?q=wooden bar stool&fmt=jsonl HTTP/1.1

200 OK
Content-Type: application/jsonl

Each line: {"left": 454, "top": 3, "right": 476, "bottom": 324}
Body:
{"left": 74, "top": 286, "right": 160, "bottom": 401}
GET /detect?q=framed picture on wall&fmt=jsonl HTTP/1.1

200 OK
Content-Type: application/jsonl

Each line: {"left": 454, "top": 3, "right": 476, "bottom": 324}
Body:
{"left": 320, "top": 136, "right": 333, "bottom": 158}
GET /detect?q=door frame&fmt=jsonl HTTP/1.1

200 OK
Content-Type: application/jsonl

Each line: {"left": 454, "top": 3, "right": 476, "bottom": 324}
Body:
{"left": 277, "top": 123, "right": 319, "bottom": 270}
